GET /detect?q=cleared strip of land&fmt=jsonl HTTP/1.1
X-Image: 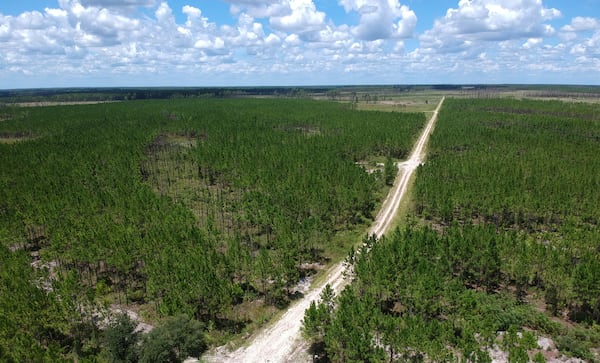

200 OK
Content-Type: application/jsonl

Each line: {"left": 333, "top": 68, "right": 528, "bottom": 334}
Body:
{"left": 204, "top": 97, "right": 445, "bottom": 363}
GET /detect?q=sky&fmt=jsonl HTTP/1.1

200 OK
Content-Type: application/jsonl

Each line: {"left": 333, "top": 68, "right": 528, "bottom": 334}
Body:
{"left": 0, "top": 0, "right": 599, "bottom": 88}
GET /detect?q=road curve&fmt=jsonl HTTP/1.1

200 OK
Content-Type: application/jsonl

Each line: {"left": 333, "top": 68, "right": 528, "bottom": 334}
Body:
{"left": 203, "top": 97, "right": 445, "bottom": 363}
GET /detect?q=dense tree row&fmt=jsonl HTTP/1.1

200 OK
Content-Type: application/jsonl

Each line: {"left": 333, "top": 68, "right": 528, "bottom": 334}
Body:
{"left": 0, "top": 98, "right": 424, "bottom": 360}
{"left": 305, "top": 98, "right": 600, "bottom": 362}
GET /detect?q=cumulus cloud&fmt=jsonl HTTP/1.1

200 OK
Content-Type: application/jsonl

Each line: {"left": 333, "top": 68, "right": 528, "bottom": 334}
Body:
{"left": 561, "top": 17, "right": 600, "bottom": 32}
{"left": 222, "top": 0, "right": 327, "bottom": 42}
{"left": 338, "top": 0, "right": 416, "bottom": 40}
{"left": 80, "top": 0, "right": 157, "bottom": 6}
{"left": 155, "top": 2, "right": 175, "bottom": 24}
{"left": 78, "top": 0, "right": 158, "bottom": 18}
{"left": 14, "top": 11, "right": 47, "bottom": 29}
{"left": 570, "top": 30, "right": 600, "bottom": 58}
{"left": 269, "top": 0, "right": 325, "bottom": 33}
{"left": 558, "top": 17, "right": 600, "bottom": 59}
{"left": 0, "top": 0, "right": 417, "bottom": 84}
{"left": 522, "top": 37, "right": 542, "bottom": 49}
{"left": 284, "top": 33, "right": 301, "bottom": 46}
{"left": 0, "top": 0, "right": 232, "bottom": 81}
{"left": 225, "top": 0, "right": 290, "bottom": 19}
{"left": 420, "top": 0, "right": 561, "bottom": 52}
{"left": 0, "top": 0, "right": 598, "bottom": 86}
{"left": 0, "top": 21, "right": 10, "bottom": 41}
{"left": 220, "top": 12, "right": 267, "bottom": 49}
{"left": 264, "top": 33, "right": 281, "bottom": 46}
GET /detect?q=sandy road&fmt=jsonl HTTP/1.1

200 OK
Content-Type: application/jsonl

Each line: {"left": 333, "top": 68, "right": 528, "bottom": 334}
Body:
{"left": 203, "top": 97, "right": 445, "bottom": 363}
{"left": 369, "top": 96, "right": 444, "bottom": 238}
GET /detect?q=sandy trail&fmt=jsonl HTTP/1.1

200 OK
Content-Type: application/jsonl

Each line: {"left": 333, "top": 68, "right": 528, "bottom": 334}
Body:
{"left": 369, "top": 98, "right": 443, "bottom": 238}
{"left": 203, "top": 97, "right": 445, "bottom": 363}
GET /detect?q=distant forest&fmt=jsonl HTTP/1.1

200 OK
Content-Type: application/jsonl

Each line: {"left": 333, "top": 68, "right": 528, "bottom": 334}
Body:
{"left": 2, "top": 84, "right": 599, "bottom": 103}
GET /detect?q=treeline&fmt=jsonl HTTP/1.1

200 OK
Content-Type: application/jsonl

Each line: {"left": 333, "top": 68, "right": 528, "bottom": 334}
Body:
{"left": 0, "top": 98, "right": 424, "bottom": 360}
{"left": 305, "top": 97, "right": 600, "bottom": 361}
{"left": 0, "top": 86, "right": 389, "bottom": 103}
{"left": 0, "top": 87, "right": 310, "bottom": 103}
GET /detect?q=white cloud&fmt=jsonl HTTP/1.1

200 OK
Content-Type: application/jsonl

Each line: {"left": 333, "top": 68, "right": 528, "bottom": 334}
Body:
{"left": 225, "top": 0, "right": 290, "bottom": 19}
{"left": 15, "top": 11, "right": 47, "bottom": 29}
{"left": 55, "top": 0, "right": 141, "bottom": 45}
{"left": 155, "top": 2, "right": 174, "bottom": 24}
{"left": 522, "top": 37, "right": 542, "bottom": 49}
{"left": 570, "top": 43, "right": 586, "bottom": 55}
{"left": 571, "top": 30, "right": 600, "bottom": 58}
{"left": 0, "top": 0, "right": 417, "bottom": 84}
{"left": 269, "top": 0, "right": 326, "bottom": 33}
{"left": 264, "top": 33, "right": 281, "bottom": 46}
{"left": 420, "top": 0, "right": 561, "bottom": 52}
{"left": 80, "top": 0, "right": 156, "bottom": 6}
{"left": 559, "top": 17, "right": 600, "bottom": 59}
{"left": 311, "top": 25, "right": 352, "bottom": 46}
{"left": 393, "top": 40, "right": 405, "bottom": 53}
{"left": 0, "top": 23, "right": 10, "bottom": 41}
{"left": 561, "top": 17, "right": 600, "bottom": 32}
{"left": 338, "top": 0, "right": 416, "bottom": 40}
{"left": 182, "top": 5, "right": 201, "bottom": 19}
{"left": 224, "top": 13, "right": 267, "bottom": 47}
{"left": 284, "top": 33, "right": 301, "bottom": 46}
{"left": 0, "top": 0, "right": 598, "bottom": 87}
{"left": 0, "top": 0, "right": 233, "bottom": 82}
{"left": 194, "top": 37, "right": 225, "bottom": 51}
{"left": 79, "top": 0, "right": 158, "bottom": 15}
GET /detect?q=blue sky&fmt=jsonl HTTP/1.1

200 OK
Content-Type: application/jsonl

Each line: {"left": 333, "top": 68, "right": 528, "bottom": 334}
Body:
{"left": 0, "top": 0, "right": 599, "bottom": 88}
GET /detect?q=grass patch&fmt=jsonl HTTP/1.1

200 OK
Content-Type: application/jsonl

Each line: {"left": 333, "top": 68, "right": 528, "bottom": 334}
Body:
{"left": 356, "top": 96, "right": 441, "bottom": 113}
{"left": 0, "top": 131, "right": 36, "bottom": 144}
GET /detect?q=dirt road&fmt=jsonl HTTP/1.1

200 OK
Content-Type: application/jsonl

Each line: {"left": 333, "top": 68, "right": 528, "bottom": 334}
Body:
{"left": 369, "top": 96, "right": 444, "bottom": 238}
{"left": 203, "top": 97, "right": 445, "bottom": 363}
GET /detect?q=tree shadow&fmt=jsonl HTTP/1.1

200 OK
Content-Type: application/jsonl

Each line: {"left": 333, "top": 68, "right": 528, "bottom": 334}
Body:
{"left": 308, "top": 341, "right": 328, "bottom": 362}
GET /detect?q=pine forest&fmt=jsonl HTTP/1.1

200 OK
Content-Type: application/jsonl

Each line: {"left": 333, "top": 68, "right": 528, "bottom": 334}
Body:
{"left": 304, "top": 98, "right": 600, "bottom": 362}
{"left": 2, "top": 94, "right": 600, "bottom": 362}
{"left": 0, "top": 97, "right": 425, "bottom": 361}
